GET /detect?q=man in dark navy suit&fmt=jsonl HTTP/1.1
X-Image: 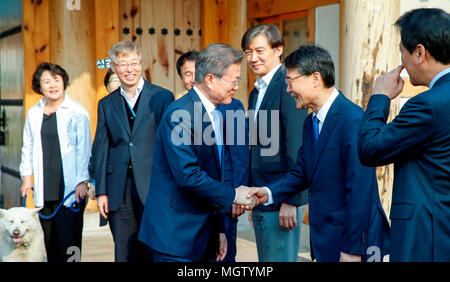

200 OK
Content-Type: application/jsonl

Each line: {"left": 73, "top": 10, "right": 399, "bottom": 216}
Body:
{"left": 138, "top": 44, "right": 256, "bottom": 262}
{"left": 247, "top": 45, "right": 390, "bottom": 262}
{"left": 176, "top": 50, "right": 250, "bottom": 262}
{"left": 358, "top": 8, "right": 450, "bottom": 262}
{"left": 93, "top": 41, "right": 174, "bottom": 261}
{"left": 242, "top": 24, "right": 308, "bottom": 262}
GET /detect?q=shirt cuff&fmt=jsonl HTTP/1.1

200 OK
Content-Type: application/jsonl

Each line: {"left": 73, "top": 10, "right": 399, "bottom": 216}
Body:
{"left": 263, "top": 187, "right": 274, "bottom": 206}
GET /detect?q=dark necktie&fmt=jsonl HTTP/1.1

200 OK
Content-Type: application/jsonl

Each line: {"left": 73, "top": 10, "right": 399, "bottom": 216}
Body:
{"left": 312, "top": 115, "right": 320, "bottom": 149}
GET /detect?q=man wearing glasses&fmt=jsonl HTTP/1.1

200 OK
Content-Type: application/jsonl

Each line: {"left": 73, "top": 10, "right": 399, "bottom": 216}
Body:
{"left": 242, "top": 24, "right": 308, "bottom": 262}
{"left": 245, "top": 45, "right": 390, "bottom": 262}
{"left": 93, "top": 41, "right": 174, "bottom": 261}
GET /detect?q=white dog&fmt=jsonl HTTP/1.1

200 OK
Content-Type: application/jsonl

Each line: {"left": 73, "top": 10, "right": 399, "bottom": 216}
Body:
{"left": 0, "top": 207, "right": 47, "bottom": 262}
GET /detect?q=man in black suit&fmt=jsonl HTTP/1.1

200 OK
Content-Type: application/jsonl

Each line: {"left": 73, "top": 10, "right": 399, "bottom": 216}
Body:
{"left": 358, "top": 8, "right": 450, "bottom": 262}
{"left": 93, "top": 41, "right": 174, "bottom": 261}
{"left": 242, "top": 24, "right": 308, "bottom": 261}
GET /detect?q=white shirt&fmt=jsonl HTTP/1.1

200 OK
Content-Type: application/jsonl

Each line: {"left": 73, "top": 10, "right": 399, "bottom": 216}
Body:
{"left": 264, "top": 88, "right": 340, "bottom": 206}
{"left": 193, "top": 86, "right": 221, "bottom": 141}
{"left": 429, "top": 67, "right": 450, "bottom": 89}
{"left": 120, "top": 77, "right": 145, "bottom": 109}
{"left": 312, "top": 88, "right": 340, "bottom": 134}
{"left": 253, "top": 64, "right": 282, "bottom": 120}
{"left": 20, "top": 95, "right": 91, "bottom": 208}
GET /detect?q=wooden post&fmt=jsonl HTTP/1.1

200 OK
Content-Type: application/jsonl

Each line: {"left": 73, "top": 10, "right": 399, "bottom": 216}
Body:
{"left": 49, "top": 0, "right": 97, "bottom": 137}
{"left": 94, "top": 0, "right": 120, "bottom": 103}
{"left": 23, "top": 0, "right": 50, "bottom": 117}
{"left": 341, "top": 0, "right": 401, "bottom": 217}
{"left": 201, "top": 0, "right": 248, "bottom": 108}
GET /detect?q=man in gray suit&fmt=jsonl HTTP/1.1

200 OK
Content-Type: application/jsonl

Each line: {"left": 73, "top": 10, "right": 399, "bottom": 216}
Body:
{"left": 93, "top": 41, "right": 174, "bottom": 261}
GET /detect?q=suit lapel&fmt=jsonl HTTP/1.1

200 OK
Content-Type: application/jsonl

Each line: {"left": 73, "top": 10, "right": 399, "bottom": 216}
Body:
{"left": 303, "top": 114, "right": 315, "bottom": 182}
{"left": 309, "top": 92, "right": 344, "bottom": 182}
{"left": 131, "top": 82, "right": 154, "bottom": 136}
{"left": 254, "top": 67, "right": 284, "bottom": 120}
{"left": 110, "top": 91, "right": 131, "bottom": 136}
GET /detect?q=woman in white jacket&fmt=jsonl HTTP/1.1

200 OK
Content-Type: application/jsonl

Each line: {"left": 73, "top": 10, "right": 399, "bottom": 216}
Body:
{"left": 19, "top": 63, "right": 91, "bottom": 262}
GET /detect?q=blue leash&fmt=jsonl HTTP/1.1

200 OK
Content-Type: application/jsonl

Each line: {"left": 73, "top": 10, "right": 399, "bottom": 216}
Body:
{"left": 23, "top": 189, "right": 81, "bottom": 219}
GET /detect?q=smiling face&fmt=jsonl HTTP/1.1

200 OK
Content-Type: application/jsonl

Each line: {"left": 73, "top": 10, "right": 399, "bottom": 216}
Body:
{"left": 180, "top": 60, "right": 196, "bottom": 91}
{"left": 285, "top": 68, "right": 316, "bottom": 110}
{"left": 206, "top": 63, "right": 241, "bottom": 106}
{"left": 0, "top": 208, "right": 40, "bottom": 248}
{"left": 245, "top": 34, "right": 283, "bottom": 77}
{"left": 111, "top": 51, "right": 142, "bottom": 88}
{"left": 39, "top": 70, "right": 65, "bottom": 103}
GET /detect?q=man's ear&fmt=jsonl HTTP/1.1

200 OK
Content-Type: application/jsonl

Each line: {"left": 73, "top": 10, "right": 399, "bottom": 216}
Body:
{"left": 312, "top": 72, "right": 322, "bottom": 87}
{"left": 274, "top": 45, "right": 284, "bottom": 59}
{"left": 414, "top": 44, "right": 426, "bottom": 64}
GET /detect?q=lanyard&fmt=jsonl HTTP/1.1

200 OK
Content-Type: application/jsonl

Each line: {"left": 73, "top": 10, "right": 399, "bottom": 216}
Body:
{"left": 125, "top": 99, "right": 137, "bottom": 118}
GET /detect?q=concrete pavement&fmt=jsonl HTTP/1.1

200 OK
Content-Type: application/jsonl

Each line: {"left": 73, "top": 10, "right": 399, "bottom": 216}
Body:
{"left": 81, "top": 210, "right": 311, "bottom": 262}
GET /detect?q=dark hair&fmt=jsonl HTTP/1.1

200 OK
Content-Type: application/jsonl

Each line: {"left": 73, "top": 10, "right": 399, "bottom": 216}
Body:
{"left": 395, "top": 8, "right": 450, "bottom": 64}
{"left": 32, "top": 62, "right": 69, "bottom": 95}
{"left": 241, "top": 24, "right": 285, "bottom": 52}
{"left": 195, "top": 44, "right": 244, "bottom": 84}
{"left": 104, "top": 68, "right": 116, "bottom": 88}
{"left": 284, "top": 45, "right": 335, "bottom": 88}
{"left": 176, "top": 51, "right": 199, "bottom": 78}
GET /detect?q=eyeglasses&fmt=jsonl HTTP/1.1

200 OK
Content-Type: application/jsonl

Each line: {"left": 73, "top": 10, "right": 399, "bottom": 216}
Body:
{"left": 220, "top": 77, "right": 242, "bottom": 88}
{"left": 114, "top": 61, "right": 141, "bottom": 70}
{"left": 285, "top": 74, "right": 305, "bottom": 84}
{"left": 109, "top": 78, "right": 121, "bottom": 83}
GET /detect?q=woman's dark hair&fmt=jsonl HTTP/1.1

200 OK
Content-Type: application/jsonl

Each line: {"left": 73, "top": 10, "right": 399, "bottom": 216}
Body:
{"left": 396, "top": 8, "right": 450, "bottom": 64}
{"left": 284, "top": 45, "right": 335, "bottom": 88}
{"left": 32, "top": 62, "right": 69, "bottom": 95}
{"left": 104, "top": 68, "right": 116, "bottom": 88}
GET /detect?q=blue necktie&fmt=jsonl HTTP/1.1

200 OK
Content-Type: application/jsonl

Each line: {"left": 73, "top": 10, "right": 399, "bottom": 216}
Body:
{"left": 212, "top": 109, "right": 222, "bottom": 167}
{"left": 312, "top": 115, "right": 320, "bottom": 148}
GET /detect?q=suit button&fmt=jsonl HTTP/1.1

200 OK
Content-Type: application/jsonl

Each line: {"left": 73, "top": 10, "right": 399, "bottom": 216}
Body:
{"left": 308, "top": 191, "right": 312, "bottom": 196}
{"left": 129, "top": 142, "right": 134, "bottom": 146}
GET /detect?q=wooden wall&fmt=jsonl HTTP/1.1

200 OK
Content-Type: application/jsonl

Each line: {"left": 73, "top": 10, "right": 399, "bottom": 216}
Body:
{"left": 201, "top": 0, "right": 248, "bottom": 109}
{"left": 120, "top": 0, "right": 202, "bottom": 100}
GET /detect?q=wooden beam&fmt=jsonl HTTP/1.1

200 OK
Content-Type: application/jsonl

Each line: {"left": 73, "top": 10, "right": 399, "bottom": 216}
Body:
{"left": 50, "top": 0, "right": 97, "bottom": 138}
{"left": 94, "top": 0, "right": 120, "bottom": 102}
{"left": 228, "top": 0, "right": 248, "bottom": 110}
{"left": 247, "top": 0, "right": 339, "bottom": 19}
{"left": 201, "top": 0, "right": 229, "bottom": 48}
{"left": 23, "top": 0, "right": 50, "bottom": 117}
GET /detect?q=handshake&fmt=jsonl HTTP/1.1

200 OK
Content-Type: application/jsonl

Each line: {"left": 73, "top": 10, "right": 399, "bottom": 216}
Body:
{"left": 232, "top": 186, "right": 269, "bottom": 210}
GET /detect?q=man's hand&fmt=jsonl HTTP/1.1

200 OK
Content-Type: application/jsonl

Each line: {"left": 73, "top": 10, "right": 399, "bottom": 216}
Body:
{"left": 87, "top": 183, "right": 96, "bottom": 200}
{"left": 243, "top": 187, "right": 269, "bottom": 210}
{"left": 216, "top": 233, "right": 228, "bottom": 261}
{"left": 75, "top": 182, "right": 88, "bottom": 203}
{"left": 373, "top": 65, "right": 405, "bottom": 100}
{"left": 340, "top": 252, "right": 362, "bottom": 262}
{"left": 234, "top": 186, "right": 258, "bottom": 208}
{"left": 96, "top": 194, "right": 109, "bottom": 219}
{"left": 279, "top": 203, "right": 297, "bottom": 230}
{"left": 232, "top": 204, "right": 245, "bottom": 219}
